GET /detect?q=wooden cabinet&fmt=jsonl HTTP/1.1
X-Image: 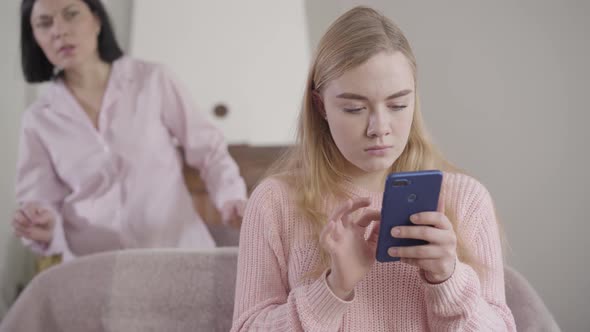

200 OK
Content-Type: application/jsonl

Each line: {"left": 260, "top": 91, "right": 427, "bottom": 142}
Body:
{"left": 183, "top": 144, "right": 288, "bottom": 225}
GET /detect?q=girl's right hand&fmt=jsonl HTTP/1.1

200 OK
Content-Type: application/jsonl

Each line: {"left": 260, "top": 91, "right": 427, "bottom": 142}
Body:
{"left": 320, "top": 197, "right": 381, "bottom": 300}
{"left": 12, "top": 203, "right": 56, "bottom": 246}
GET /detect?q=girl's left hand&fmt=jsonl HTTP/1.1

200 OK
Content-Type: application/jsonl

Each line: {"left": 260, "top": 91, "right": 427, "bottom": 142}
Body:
{"left": 221, "top": 199, "right": 247, "bottom": 228}
{"left": 387, "top": 192, "right": 457, "bottom": 284}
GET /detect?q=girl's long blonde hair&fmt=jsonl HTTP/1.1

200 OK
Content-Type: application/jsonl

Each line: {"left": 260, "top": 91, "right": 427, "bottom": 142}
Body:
{"left": 268, "top": 6, "right": 483, "bottom": 276}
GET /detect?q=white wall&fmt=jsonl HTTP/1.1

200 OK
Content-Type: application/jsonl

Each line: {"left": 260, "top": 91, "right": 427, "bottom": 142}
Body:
{"left": 129, "top": 0, "right": 310, "bottom": 145}
{"left": 0, "top": 0, "right": 35, "bottom": 320}
{"left": 304, "top": 1, "right": 589, "bottom": 331}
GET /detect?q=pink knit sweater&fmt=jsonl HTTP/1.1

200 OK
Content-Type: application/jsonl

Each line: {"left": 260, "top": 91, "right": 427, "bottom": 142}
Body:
{"left": 231, "top": 172, "right": 516, "bottom": 331}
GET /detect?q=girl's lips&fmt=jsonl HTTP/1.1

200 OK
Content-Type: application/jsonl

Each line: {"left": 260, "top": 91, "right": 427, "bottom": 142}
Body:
{"left": 365, "top": 146, "right": 392, "bottom": 156}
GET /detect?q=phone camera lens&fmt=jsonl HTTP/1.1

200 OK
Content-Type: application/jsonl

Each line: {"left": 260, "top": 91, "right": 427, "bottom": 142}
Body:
{"left": 393, "top": 179, "right": 410, "bottom": 187}
{"left": 408, "top": 194, "right": 417, "bottom": 203}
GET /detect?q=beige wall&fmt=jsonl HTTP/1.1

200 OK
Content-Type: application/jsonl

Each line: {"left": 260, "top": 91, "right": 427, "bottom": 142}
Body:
{"left": 104, "top": 0, "right": 133, "bottom": 53}
{"left": 0, "top": 0, "right": 35, "bottom": 319}
{"left": 305, "top": 1, "right": 589, "bottom": 331}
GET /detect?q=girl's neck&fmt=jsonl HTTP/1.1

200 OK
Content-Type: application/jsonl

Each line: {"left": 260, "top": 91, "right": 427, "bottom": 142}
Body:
{"left": 345, "top": 167, "right": 388, "bottom": 193}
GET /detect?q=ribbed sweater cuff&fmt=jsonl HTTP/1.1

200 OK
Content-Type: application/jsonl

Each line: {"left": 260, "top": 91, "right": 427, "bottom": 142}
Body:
{"left": 302, "top": 269, "right": 353, "bottom": 327}
{"left": 422, "top": 260, "right": 480, "bottom": 316}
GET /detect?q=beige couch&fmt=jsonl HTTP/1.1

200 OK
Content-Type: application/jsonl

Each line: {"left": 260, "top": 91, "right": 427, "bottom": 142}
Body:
{"left": 0, "top": 225, "right": 560, "bottom": 332}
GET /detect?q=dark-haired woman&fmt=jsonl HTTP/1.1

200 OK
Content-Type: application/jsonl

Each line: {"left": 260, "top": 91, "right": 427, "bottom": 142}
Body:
{"left": 12, "top": 0, "right": 247, "bottom": 262}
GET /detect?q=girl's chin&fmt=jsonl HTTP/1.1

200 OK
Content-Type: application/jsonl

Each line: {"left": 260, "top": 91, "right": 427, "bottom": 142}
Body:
{"left": 352, "top": 160, "right": 394, "bottom": 175}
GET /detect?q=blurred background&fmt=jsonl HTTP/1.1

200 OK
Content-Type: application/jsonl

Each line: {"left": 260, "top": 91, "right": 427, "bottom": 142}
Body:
{"left": 1, "top": 1, "right": 588, "bottom": 330}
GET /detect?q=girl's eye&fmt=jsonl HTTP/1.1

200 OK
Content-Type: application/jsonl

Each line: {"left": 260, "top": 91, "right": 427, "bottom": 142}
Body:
{"left": 388, "top": 105, "right": 407, "bottom": 111}
{"left": 343, "top": 107, "right": 365, "bottom": 113}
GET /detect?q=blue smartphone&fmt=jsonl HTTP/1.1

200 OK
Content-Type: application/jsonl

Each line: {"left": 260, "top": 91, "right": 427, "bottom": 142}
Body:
{"left": 376, "top": 170, "right": 443, "bottom": 263}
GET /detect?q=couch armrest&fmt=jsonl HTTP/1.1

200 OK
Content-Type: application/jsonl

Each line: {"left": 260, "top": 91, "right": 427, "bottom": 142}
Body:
{"left": 0, "top": 248, "right": 239, "bottom": 332}
{"left": 505, "top": 266, "right": 561, "bottom": 332}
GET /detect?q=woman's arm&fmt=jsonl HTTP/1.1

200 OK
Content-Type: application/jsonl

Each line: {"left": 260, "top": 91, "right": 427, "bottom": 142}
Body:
{"left": 158, "top": 67, "right": 247, "bottom": 212}
{"left": 15, "top": 115, "right": 71, "bottom": 258}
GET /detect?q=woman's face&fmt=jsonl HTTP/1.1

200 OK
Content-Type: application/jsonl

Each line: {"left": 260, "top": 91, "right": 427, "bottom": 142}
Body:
{"left": 321, "top": 51, "right": 416, "bottom": 178}
{"left": 30, "top": 0, "right": 102, "bottom": 71}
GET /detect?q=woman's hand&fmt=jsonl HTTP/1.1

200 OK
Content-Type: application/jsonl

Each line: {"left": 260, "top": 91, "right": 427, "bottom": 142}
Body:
{"left": 12, "top": 203, "right": 56, "bottom": 246}
{"left": 388, "top": 192, "right": 457, "bottom": 284}
{"left": 321, "top": 197, "right": 381, "bottom": 299}
{"left": 221, "top": 199, "right": 247, "bottom": 228}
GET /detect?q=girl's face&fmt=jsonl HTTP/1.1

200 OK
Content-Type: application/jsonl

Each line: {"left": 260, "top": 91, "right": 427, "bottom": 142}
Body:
{"left": 321, "top": 51, "right": 416, "bottom": 179}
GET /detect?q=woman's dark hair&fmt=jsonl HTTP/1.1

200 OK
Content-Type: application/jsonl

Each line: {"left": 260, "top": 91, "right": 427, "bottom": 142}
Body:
{"left": 20, "top": 0, "right": 123, "bottom": 83}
